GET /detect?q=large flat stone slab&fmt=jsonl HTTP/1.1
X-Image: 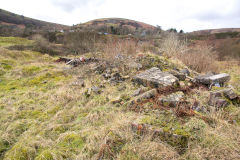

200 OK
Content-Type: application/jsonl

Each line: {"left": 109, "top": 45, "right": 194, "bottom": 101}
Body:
{"left": 195, "top": 73, "right": 230, "bottom": 85}
{"left": 133, "top": 67, "right": 179, "bottom": 88}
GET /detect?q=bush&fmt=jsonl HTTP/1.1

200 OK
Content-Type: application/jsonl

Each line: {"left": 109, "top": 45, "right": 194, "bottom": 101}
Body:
{"left": 178, "top": 44, "right": 218, "bottom": 73}
{"left": 161, "top": 32, "right": 188, "bottom": 57}
{"left": 161, "top": 33, "right": 218, "bottom": 73}
{"left": 32, "top": 34, "right": 57, "bottom": 55}
{"left": 63, "top": 31, "right": 105, "bottom": 54}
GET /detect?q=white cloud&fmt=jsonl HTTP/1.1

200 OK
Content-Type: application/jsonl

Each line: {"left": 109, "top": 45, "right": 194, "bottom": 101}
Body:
{"left": 0, "top": 0, "right": 240, "bottom": 32}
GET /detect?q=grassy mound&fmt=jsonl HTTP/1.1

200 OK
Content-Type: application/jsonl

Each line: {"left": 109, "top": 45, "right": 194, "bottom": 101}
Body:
{"left": 0, "top": 37, "right": 240, "bottom": 160}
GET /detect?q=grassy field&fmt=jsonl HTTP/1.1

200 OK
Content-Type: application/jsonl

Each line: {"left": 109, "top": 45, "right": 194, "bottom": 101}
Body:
{"left": 0, "top": 37, "right": 240, "bottom": 160}
{"left": 0, "top": 37, "right": 33, "bottom": 47}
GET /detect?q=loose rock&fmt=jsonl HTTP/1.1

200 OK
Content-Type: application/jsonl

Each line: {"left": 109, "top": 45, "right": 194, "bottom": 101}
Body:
{"left": 169, "top": 70, "right": 186, "bottom": 81}
{"left": 130, "top": 89, "right": 157, "bottom": 105}
{"left": 223, "top": 88, "right": 238, "bottom": 100}
{"left": 208, "top": 91, "right": 228, "bottom": 108}
{"left": 180, "top": 68, "right": 190, "bottom": 76}
{"left": 133, "top": 67, "right": 179, "bottom": 88}
{"left": 158, "top": 91, "right": 185, "bottom": 107}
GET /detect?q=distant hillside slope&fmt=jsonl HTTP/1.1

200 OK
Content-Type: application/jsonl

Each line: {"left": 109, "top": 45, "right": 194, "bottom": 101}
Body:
{"left": 188, "top": 28, "right": 240, "bottom": 60}
{"left": 0, "top": 9, "right": 69, "bottom": 36}
{"left": 75, "top": 18, "right": 159, "bottom": 35}
{"left": 191, "top": 28, "right": 240, "bottom": 35}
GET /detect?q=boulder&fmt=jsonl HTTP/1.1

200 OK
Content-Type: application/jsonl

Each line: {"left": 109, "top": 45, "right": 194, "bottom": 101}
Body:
{"left": 133, "top": 67, "right": 179, "bottom": 88}
{"left": 158, "top": 91, "right": 185, "bottom": 107}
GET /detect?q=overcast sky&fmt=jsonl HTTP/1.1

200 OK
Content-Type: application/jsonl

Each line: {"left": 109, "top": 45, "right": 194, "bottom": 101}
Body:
{"left": 1, "top": 0, "right": 240, "bottom": 32}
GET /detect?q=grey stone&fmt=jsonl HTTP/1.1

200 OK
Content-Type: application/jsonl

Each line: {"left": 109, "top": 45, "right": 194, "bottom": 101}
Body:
{"left": 127, "top": 62, "right": 143, "bottom": 70}
{"left": 194, "top": 72, "right": 215, "bottom": 84}
{"left": 91, "top": 86, "right": 101, "bottom": 94}
{"left": 86, "top": 86, "right": 101, "bottom": 96}
{"left": 133, "top": 67, "right": 179, "bottom": 88}
{"left": 132, "top": 88, "right": 142, "bottom": 97}
{"left": 180, "top": 68, "right": 190, "bottom": 76}
{"left": 215, "top": 99, "right": 228, "bottom": 108}
{"left": 208, "top": 91, "right": 228, "bottom": 108}
{"left": 195, "top": 73, "right": 230, "bottom": 85}
{"left": 72, "top": 80, "right": 85, "bottom": 87}
{"left": 169, "top": 70, "right": 186, "bottom": 81}
{"left": 158, "top": 91, "right": 184, "bottom": 107}
{"left": 102, "top": 73, "right": 111, "bottom": 79}
{"left": 132, "top": 87, "right": 148, "bottom": 97}
{"left": 209, "top": 73, "right": 230, "bottom": 84}
{"left": 223, "top": 88, "right": 238, "bottom": 100}
{"left": 130, "top": 89, "right": 157, "bottom": 105}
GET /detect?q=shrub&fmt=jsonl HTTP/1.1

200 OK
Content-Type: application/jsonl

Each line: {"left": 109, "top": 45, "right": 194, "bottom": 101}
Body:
{"left": 161, "top": 32, "right": 188, "bottom": 57}
{"left": 161, "top": 33, "right": 218, "bottom": 73}
{"left": 32, "top": 34, "right": 57, "bottom": 55}
{"left": 178, "top": 44, "right": 218, "bottom": 73}
{"left": 63, "top": 31, "right": 104, "bottom": 54}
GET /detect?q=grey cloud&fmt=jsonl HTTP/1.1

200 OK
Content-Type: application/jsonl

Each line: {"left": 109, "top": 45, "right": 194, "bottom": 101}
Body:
{"left": 51, "top": 0, "right": 104, "bottom": 12}
{"left": 51, "top": 0, "right": 88, "bottom": 12}
{"left": 187, "top": 2, "right": 240, "bottom": 24}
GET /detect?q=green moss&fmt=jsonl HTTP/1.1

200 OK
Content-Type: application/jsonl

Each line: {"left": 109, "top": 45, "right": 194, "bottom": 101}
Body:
{"left": 0, "top": 59, "right": 14, "bottom": 70}
{"left": 16, "top": 110, "right": 49, "bottom": 121}
{"left": 35, "top": 149, "right": 54, "bottom": 160}
{"left": 47, "top": 106, "right": 61, "bottom": 115}
{"left": 138, "top": 54, "right": 177, "bottom": 70}
{"left": 107, "top": 131, "right": 126, "bottom": 154}
{"left": 142, "top": 114, "right": 190, "bottom": 135}
{"left": 54, "top": 126, "right": 68, "bottom": 134}
{"left": 0, "top": 69, "right": 5, "bottom": 76}
{"left": 58, "top": 133, "right": 84, "bottom": 151}
{"left": 4, "top": 143, "right": 35, "bottom": 160}
{"left": 0, "top": 139, "right": 10, "bottom": 157}
{"left": 0, "top": 78, "right": 24, "bottom": 91}
{"left": 22, "top": 66, "right": 41, "bottom": 76}
{"left": 224, "top": 105, "right": 240, "bottom": 125}
{"left": 29, "top": 71, "right": 68, "bottom": 86}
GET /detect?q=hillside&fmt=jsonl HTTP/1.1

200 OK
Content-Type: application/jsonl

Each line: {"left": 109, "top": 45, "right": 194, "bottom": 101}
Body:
{"left": 187, "top": 28, "right": 240, "bottom": 60}
{"left": 191, "top": 28, "right": 240, "bottom": 35}
{"left": 0, "top": 36, "right": 239, "bottom": 159}
{"left": 0, "top": 9, "right": 68, "bottom": 36}
{"left": 74, "top": 18, "right": 159, "bottom": 35}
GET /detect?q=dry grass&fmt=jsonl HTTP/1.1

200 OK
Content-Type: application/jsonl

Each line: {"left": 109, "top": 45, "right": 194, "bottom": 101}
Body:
{"left": 161, "top": 33, "right": 218, "bottom": 73}
{"left": 0, "top": 36, "right": 240, "bottom": 160}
